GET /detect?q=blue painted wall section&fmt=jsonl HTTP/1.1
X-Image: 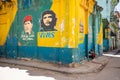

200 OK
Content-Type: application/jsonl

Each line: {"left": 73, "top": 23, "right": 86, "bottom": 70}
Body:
{"left": 88, "top": 14, "right": 94, "bottom": 54}
{"left": 59, "top": 48, "right": 73, "bottom": 64}
{"left": 37, "top": 47, "right": 59, "bottom": 63}
{"left": 77, "top": 34, "right": 88, "bottom": 61}
{"left": 0, "top": 46, "right": 6, "bottom": 57}
{"left": 18, "top": 46, "right": 37, "bottom": 59}
{"left": 37, "top": 47, "right": 73, "bottom": 64}
{"left": 103, "top": 39, "right": 109, "bottom": 51}
{"left": 6, "top": 37, "right": 18, "bottom": 59}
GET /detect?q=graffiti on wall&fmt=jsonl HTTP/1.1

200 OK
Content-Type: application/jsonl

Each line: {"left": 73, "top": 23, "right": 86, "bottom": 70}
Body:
{"left": 38, "top": 10, "right": 59, "bottom": 47}
{"left": 79, "top": 20, "right": 85, "bottom": 44}
{"left": 79, "top": 21, "right": 84, "bottom": 33}
{"left": 39, "top": 10, "right": 57, "bottom": 38}
{"left": 40, "top": 10, "right": 57, "bottom": 31}
{"left": 17, "top": 15, "right": 36, "bottom": 46}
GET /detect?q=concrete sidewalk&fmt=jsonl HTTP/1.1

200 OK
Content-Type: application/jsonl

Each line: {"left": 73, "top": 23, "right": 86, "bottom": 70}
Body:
{"left": 0, "top": 55, "right": 110, "bottom": 74}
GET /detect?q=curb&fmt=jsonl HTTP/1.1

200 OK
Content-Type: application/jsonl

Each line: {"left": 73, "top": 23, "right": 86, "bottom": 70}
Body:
{"left": 0, "top": 56, "right": 109, "bottom": 74}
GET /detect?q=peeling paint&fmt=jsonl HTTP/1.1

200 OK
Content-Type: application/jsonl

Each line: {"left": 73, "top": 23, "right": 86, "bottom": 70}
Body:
{"left": 60, "top": 20, "right": 65, "bottom": 32}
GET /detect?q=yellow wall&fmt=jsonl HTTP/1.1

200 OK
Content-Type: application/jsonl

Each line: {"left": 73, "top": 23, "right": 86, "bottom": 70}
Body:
{"left": 38, "top": 0, "right": 95, "bottom": 48}
{"left": 0, "top": 0, "right": 18, "bottom": 46}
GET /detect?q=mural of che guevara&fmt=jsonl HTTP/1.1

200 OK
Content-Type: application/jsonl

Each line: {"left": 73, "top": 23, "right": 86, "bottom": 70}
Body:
{"left": 40, "top": 10, "right": 57, "bottom": 31}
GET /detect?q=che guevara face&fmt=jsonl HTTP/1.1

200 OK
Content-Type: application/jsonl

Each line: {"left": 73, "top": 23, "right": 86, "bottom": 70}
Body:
{"left": 43, "top": 14, "right": 53, "bottom": 27}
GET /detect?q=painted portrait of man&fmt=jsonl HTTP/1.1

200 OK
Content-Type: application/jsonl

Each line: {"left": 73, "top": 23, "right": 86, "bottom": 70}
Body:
{"left": 40, "top": 10, "right": 57, "bottom": 31}
{"left": 18, "top": 15, "right": 36, "bottom": 46}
